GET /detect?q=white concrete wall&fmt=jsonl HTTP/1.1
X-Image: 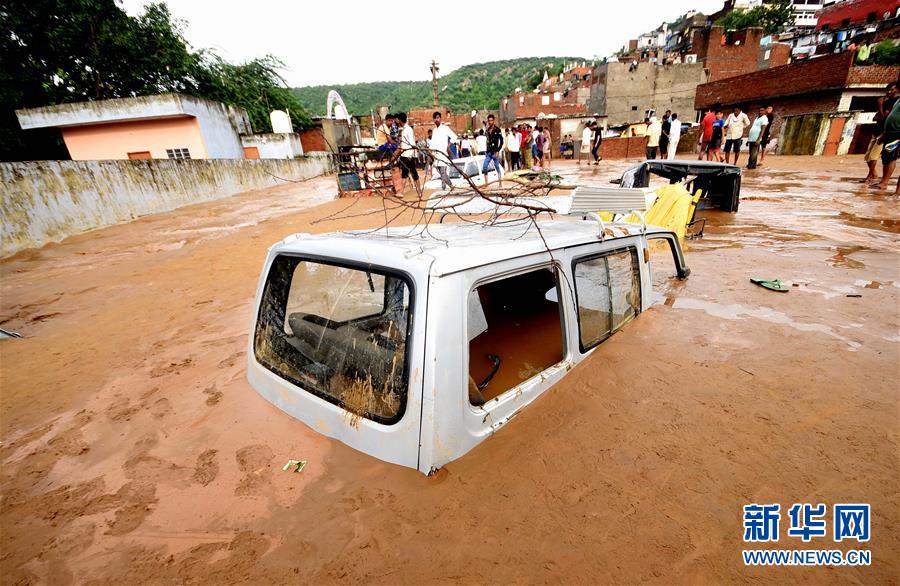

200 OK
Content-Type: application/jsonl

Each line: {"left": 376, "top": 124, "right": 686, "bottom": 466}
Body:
{"left": 0, "top": 154, "right": 332, "bottom": 257}
{"left": 241, "top": 133, "right": 304, "bottom": 159}
{"left": 184, "top": 97, "right": 252, "bottom": 159}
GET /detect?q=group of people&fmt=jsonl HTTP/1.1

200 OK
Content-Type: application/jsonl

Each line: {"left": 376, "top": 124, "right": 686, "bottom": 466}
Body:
{"left": 697, "top": 105, "right": 773, "bottom": 169}
{"left": 423, "top": 111, "right": 507, "bottom": 190}
{"left": 644, "top": 111, "right": 683, "bottom": 160}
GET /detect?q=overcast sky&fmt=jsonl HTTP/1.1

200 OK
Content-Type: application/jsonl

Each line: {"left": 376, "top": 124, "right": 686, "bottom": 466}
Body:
{"left": 121, "top": 0, "right": 724, "bottom": 87}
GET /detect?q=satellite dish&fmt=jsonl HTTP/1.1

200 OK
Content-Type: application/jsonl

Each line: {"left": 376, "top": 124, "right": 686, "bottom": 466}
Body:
{"left": 326, "top": 90, "right": 351, "bottom": 123}
{"left": 270, "top": 110, "right": 292, "bottom": 133}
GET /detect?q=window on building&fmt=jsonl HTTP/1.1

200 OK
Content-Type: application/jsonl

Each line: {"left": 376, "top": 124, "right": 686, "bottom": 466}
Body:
{"left": 632, "top": 105, "right": 639, "bottom": 111}
{"left": 572, "top": 248, "right": 641, "bottom": 352}
{"left": 867, "top": 11, "right": 877, "bottom": 22}
{"left": 467, "top": 267, "right": 564, "bottom": 406}
{"left": 541, "top": 95, "right": 550, "bottom": 106}
{"left": 519, "top": 95, "right": 525, "bottom": 106}
{"left": 254, "top": 257, "right": 412, "bottom": 424}
{"left": 166, "top": 148, "right": 191, "bottom": 159}
{"left": 553, "top": 92, "right": 561, "bottom": 102}
{"left": 849, "top": 96, "right": 879, "bottom": 112}
{"left": 841, "top": 18, "right": 851, "bottom": 27}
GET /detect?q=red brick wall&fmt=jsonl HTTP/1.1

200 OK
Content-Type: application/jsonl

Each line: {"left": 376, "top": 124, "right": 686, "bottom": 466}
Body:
{"left": 693, "top": 26, "right": 773, "bottom": 82}
{"left": 298, "top": 127, "right": 326, "bottom": 152}
{"left": 846, "top": 64, "right": 900, "bottom": 85}
{"left": 695, "top": 52, "right": 855, "bottom": 109}
{"left": 599, "top": 135, "right": 649, "bottom": 159}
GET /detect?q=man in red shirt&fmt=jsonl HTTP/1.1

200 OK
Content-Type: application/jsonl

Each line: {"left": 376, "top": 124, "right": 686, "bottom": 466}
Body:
{"left": 698, "top": 107, "right": 716, "bottom": 160}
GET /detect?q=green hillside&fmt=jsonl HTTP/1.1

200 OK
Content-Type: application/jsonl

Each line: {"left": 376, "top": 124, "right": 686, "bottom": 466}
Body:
{"left": 291, "top": 56, "right": 588, "bottom": 116}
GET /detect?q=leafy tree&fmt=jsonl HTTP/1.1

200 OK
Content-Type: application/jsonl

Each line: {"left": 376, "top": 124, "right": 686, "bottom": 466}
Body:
{"left": 871, "top": 39, "right": 900, "bottom": 66}
{"left": 193, "top": 55, "right": 310, "bottom": 133}
{"left": 717, "top": 0, "right": 793, "bottom": 35}
{"left": 0, "top": 0, "right": 310, "bottom": 160}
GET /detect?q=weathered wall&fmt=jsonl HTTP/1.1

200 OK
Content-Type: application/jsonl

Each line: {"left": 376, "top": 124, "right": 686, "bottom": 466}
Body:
{"left": 0, "top": 155, "right": 332, "bottom": 257}
{"left": 240, "top": 133, "right": 304, "bottom": 159}
{"left": 590, "top": 62, "right": 708, "bottom": 125}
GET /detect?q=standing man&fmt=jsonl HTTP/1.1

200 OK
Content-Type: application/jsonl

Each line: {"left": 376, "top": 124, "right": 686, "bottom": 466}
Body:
{"left": 482, "top": 114, "right": 504, "bottom": 181}
{"left": 578, "top": 122, "right": 593, "bottom": 165}
{"left": 592, "top": 122, "right": 603, "bottom": 165}
{"left": 475, "top": 129, "right": 487, "bottom": 155}
{"left": 659, "top": 111, "right": 671, "bottom": 160}
{"left": 864, "top": 82, "right": 898, "bottom": 184}
{"left": 746, "top": 107, "right": 769, "bottom": 169}
{"left": 698, "top": 107, "right": 715, "bottom": 160}
{"left": 506, "top": 125, "right": 521, "bottom": 170}
{"left": 759, "top": 105, "right": 776, "bottom": 165}
{"left": 394, "top": 113, "right": 419, "bottom": 193}
{"left": 430, "top": 111, "right": 458, "bottom": 190}
{"left": 723, "top": 106, "right": 751, "bottom": 166}
{"left": 667, "top": 113, "right": 681, "bottom": 159}
{"left": 646, "top": 116, "right": 662, "bottom": 160}
{"left": 873, "top": 98, "right": 900, "bottom": 190}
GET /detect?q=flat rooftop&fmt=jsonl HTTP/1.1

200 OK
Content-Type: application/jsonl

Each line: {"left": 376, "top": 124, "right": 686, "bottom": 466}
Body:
{"left": 16, "top": 93, "right": 231, "bottom": 129}
{"left": 277, "top": 219, "right": 651, "bottom": 276}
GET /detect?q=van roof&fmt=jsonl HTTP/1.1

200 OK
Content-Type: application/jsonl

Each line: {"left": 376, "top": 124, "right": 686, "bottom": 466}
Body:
{"left": 275, "top": 219, "right": 655, "bottom": 277}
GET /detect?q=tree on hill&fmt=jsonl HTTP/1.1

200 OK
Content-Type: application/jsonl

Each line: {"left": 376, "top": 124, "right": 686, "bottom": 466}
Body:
{"left": 716, "top": 0, "right": 793, "bottom": 34}
{"left": 291, "top": 57, "right": 587, "bottom": 116}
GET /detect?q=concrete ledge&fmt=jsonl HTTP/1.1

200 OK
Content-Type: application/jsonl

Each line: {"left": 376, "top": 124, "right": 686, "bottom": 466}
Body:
{"left": 0, "top": 154, "right": 333, "bottom": 257}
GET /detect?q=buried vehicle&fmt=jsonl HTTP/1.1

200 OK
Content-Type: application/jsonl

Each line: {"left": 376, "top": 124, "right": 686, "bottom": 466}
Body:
{"left": 618, "top": 159, "right": 742, "bottom": 212}
{"left": 247, "top": 219, "right": 689, "bottom": 474}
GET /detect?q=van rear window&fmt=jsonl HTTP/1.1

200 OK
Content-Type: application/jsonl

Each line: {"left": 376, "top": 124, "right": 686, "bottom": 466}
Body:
{"left": 253, "top": 256, "right": 412, "bottom": 425}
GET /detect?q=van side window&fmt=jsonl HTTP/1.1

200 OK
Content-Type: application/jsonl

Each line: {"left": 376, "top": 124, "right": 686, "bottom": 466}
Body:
{"left": 573, "top": 248, "right": 641, "bottom": 351}
{"left": 468, "top": 267, "right": 564, "bottom": 406}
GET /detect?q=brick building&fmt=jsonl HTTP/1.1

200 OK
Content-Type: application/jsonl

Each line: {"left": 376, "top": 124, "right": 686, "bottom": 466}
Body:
{"left": 816, "top": 0, "right": 900, "bottom": 31}
{"left": 499, "top": 65, "right": 594, "bottom": 125}
{"left": 694, "top": 51, "right": 900, "bottom": 139}
{"left": 690, "top": 26, "right": 792, "bottom": 82}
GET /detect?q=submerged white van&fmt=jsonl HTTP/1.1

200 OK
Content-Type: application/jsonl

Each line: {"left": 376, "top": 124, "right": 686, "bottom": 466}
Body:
{"left": 247, "top": 220, "right": 689, "bottom": 474}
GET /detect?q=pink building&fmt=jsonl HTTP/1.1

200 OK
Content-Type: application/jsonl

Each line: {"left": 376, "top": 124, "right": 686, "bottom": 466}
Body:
{"left": 16, "top": 94, "right": 252, "bottom": 160}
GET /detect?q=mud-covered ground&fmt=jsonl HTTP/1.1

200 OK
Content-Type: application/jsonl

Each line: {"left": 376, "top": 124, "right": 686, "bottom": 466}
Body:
{"left": 1, "top": 156, "right": 898, "bottom": 584}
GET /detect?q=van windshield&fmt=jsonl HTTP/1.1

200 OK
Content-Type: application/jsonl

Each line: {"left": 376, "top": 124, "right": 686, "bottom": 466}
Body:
{"left": 254, "top": 256, "right": 412, "bottom": 425}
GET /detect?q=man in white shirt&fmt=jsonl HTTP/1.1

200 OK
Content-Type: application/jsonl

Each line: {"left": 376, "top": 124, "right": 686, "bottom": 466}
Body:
{"left": 506, "top": 126, "right": 521, "bottom": 169}
{"left": 646, "top": 117, "right": 662, "bottom": 159}
{"left": 475, "top": 130, "right": 487, "bottom": 155}
{"left": 667, "top": 113, "right": 682, "bottom": 160}
{"left": 395, "top": 112, "right": 418, "bottom": 193}
{"left": 579, "top": 123, "right": 593, "bottom": 165}
{"left": 430, "top": 111, "right": 458, "bottom": 190}
{"left": 746, "top": 106, "right": 769, "bottom": 169}
{"left": 723, "top": 106, "right": 751, "bottom": 166}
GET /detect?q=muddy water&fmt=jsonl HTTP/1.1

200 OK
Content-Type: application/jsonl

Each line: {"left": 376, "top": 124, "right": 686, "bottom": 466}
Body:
{"left": 1, "top": 156, "right": 898, "bottom": 584}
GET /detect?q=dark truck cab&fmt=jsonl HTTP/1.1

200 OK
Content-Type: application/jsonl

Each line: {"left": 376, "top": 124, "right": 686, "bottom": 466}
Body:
{"left": 618, "top": 160, "right": 742, "bottom": 213}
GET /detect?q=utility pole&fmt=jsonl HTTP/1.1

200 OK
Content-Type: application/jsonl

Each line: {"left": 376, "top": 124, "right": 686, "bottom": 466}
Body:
{"left": 430, "top": 60, "right": 440, "bottom": 108}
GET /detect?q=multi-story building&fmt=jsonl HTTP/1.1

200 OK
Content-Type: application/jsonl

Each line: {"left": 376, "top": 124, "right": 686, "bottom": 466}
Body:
{"left": 499, "top": 63, "right": 596, "bottom": 138}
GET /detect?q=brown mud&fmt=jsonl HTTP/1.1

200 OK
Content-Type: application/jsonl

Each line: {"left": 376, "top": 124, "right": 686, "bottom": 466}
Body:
{"left": 1, "top": 155, "right": 898, "bottom": 584}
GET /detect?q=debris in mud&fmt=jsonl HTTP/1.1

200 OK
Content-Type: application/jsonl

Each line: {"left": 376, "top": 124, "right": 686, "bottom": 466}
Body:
{"left": 750, "top": 277, "right": 789, "bottom": 292}
{"left": 282, "top": 459, "right": 307, "bottom": 473}
{"left": 0, "top": 327, "right": 23, "bottom": 339}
